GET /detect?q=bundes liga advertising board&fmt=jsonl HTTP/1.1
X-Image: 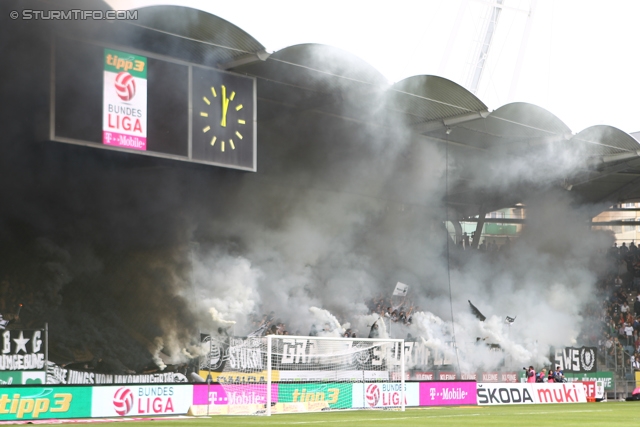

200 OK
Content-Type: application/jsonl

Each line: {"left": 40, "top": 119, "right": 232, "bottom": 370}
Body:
{"left": 91, "top": 385, "right": 192, "bottom": 417}
{"left": 103, "top": 49, "right": 147, "bottom": 151}
{"left": 351, "top": 382, "right": 419, "bottom": 408}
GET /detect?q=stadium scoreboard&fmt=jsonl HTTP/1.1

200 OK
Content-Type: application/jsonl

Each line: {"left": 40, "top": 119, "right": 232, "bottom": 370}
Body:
{"left": 51, "top": 35, "right": 257, "bottom": 172}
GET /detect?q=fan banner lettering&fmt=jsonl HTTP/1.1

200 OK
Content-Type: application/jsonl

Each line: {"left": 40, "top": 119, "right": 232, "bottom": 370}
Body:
{"left": 551, "top": 347, "right": 597, "bottom": 373}
{"left": 0, "top": 330, "right": 45, "bottom": 371}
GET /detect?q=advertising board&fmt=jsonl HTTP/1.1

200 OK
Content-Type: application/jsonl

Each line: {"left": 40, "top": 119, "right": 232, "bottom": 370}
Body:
{"left": 192, "top": 383, "right": 277, "bottom": 406}
{"left": 580, "top": 381, "right": 605, "bottom": 400}
{"left": 0, "top": 371, "right": 45, "bottom": 385}
{"left": 278, "top": 383, "right": 352, "bottom": 409}
{"left": 351, "top": 382, "right": 419, "bottom": 408}
{"left": 0, "top": 386, "right": 91, "bottom": 420}
{"left": 565, "top": 371, "right": 614, "bottom": 390}
{"left": 103, "top": 49, "right": 148, "bottom": 151}
{"left": 419, "top": 382, "right": 477, "bottom": 406}
{"left": 91, "top": 385, "right": 192, "bottom": 417}
{"left": 477, "top": 382, "right": 587, "bottom": 405}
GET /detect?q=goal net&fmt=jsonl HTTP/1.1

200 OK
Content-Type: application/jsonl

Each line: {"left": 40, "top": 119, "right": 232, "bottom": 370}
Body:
{"left": 197, "top": 335, "right": 405, "bottom": 416}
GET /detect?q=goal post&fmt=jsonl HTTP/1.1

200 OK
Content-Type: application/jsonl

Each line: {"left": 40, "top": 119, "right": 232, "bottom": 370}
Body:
{"left": 266, "top": 335, "right": 405, "bottom": 415}
{"left": 196, "top": 334, "right": 405, "bottom": 416}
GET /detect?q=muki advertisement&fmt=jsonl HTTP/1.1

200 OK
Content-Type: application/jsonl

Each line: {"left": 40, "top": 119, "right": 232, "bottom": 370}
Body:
{"left": 103, "top": 48, "right": 148, "bottom": 151}
{"left": 477, "top": 382, "right": 587, "bottom": 405}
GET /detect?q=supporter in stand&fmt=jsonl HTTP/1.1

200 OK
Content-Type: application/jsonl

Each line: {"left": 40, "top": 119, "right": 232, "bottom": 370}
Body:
{"left": 622, "top": 301, "right": 630, "bottom": 314}
{"left": 621, "top": 242, "right": 630, "bottom": 256}
{"left": 309, "top": 324, "right": 318, "bottom": 336}
{"left": 368, "top": 321, "right": 380, "bottom": 339}
{"left": 526, "top": 366, "right": 536, "bottom": 383}
{"left": 554, "top": 366, "right": 565, "bottom": 383}
{"left": 547, "top": 369, "right": 555, "bottom": 382}
{"left": 610, "top": 243, "right": 619, "bottom": 258}
{"left": 625, "top": 322, "right": 635, "bottom": 346}
{"left": 536, "top": 368, "right": 546, "bottom": 383}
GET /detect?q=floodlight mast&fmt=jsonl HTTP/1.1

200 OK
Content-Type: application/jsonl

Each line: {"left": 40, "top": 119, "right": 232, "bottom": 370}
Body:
{"left": 467, "top": 0, "right": 504, "bottom": 95}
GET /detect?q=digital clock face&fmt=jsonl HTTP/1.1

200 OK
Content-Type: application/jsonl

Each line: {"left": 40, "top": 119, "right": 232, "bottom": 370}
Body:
{"left": 192, "top": 66, "right": 255, "bottom": 170}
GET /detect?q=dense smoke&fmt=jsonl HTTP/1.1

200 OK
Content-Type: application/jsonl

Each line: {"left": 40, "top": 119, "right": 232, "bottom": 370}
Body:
{"left": 0, "top": 0, "right": 612, "bottom": 374}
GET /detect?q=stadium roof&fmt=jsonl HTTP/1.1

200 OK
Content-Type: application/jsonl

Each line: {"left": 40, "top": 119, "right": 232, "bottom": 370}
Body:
{"left": 54, "top": 1, "right": 640, "bottom": 217}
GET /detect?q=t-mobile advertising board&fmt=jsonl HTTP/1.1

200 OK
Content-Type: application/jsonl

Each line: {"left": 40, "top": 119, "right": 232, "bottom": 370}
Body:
{"left": 477, "top": 382, "right": 587, "bottom": 405}
{"left": 193, "top": 383, "right": 277, "bottom": 406}
{"left": 91, "top": 385, "right": 192, "bottom": 417}
{"left": 419, "top": 382, "right": 477, "bottom": 406}
{"left": 190, "top": 383, "right": 278, "bottom": 415}
{"left": 103, "top": 49, "right": 148, "bottom": 151}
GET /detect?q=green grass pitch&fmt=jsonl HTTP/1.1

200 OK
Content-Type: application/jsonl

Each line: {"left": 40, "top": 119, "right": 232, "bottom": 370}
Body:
{"left": 32, "top": 402, "right": 640, "bottom": 427}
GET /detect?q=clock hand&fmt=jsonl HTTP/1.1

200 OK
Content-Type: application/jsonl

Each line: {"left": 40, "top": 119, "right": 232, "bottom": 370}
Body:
{"left": 221, "top": 85, "right": 229, "bottom": 127}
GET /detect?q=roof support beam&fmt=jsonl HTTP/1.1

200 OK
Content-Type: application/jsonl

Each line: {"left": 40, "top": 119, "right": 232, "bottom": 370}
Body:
{"left": 412, "top": 111, "right": 490, "bottom": 134}
{"left": 219, "top": 50, "right": 270, "bottom": 70}
{"left": 471, "top": 203, "right": 487, "bottom": 248}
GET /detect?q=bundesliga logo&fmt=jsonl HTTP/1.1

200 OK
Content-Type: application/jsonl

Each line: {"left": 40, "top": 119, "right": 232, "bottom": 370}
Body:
{"left": 365, "top": 383, "right": 380, "bottom": 407}
{"left": 113, "top": 387, "right": 134, "bottom": 415}
{"left": 114, "top": 72, "right": 136, "bottom": 101}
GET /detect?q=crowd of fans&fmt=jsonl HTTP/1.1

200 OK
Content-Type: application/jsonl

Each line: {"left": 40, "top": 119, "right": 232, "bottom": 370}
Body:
{"left": 590, "top": 241, "right": 640, "bottom": 374}
{"left": 244, "top": 294, "right": 420, "bottom": 340}
{"left": 366, "top": 294, "right": 418, "bottom": 326}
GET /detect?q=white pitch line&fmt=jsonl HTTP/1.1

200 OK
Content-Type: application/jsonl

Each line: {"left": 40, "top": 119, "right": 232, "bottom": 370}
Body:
{"left": 510, "top": 409, "right": 613, "bottom": 415}
{"left": 289, "top": 414, "right": 482, "bottom": 424}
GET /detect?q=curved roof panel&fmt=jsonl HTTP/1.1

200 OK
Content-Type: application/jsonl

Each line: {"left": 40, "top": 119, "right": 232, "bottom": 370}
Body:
{"left": 135, "top": 5, "right": 264, "bottom": 54}
{"left": 570, "top": 125, "right": 640, "bottom": 157}
{"left": 487, "top": 103, "right": 571, "bottom": 137}
{"left": 232, "top": 44, "right": 388, "bottom": 122}
{"left": 234, "top": 43, "right": 386, "bottom": 91}
{"left": 389, "top": 75, "right": 487, "bottom": 125}
{"left": 129, "top": 6, "right": 265, "bottom": 66}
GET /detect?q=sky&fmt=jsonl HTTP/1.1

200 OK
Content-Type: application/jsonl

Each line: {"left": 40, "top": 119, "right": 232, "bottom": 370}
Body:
{"left": 106, "top": 0, "right": 640, "bottom": 135}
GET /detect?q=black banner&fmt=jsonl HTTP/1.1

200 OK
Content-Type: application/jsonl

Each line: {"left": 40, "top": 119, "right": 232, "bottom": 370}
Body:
{"left": 0, "top": 329, "right": 46, "bottom": 371}
{"left": 551, "top": 347, "right": 597, "bottom": 373}
{"left": 199, "top": 335, "right": 459, "bottom": 374}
